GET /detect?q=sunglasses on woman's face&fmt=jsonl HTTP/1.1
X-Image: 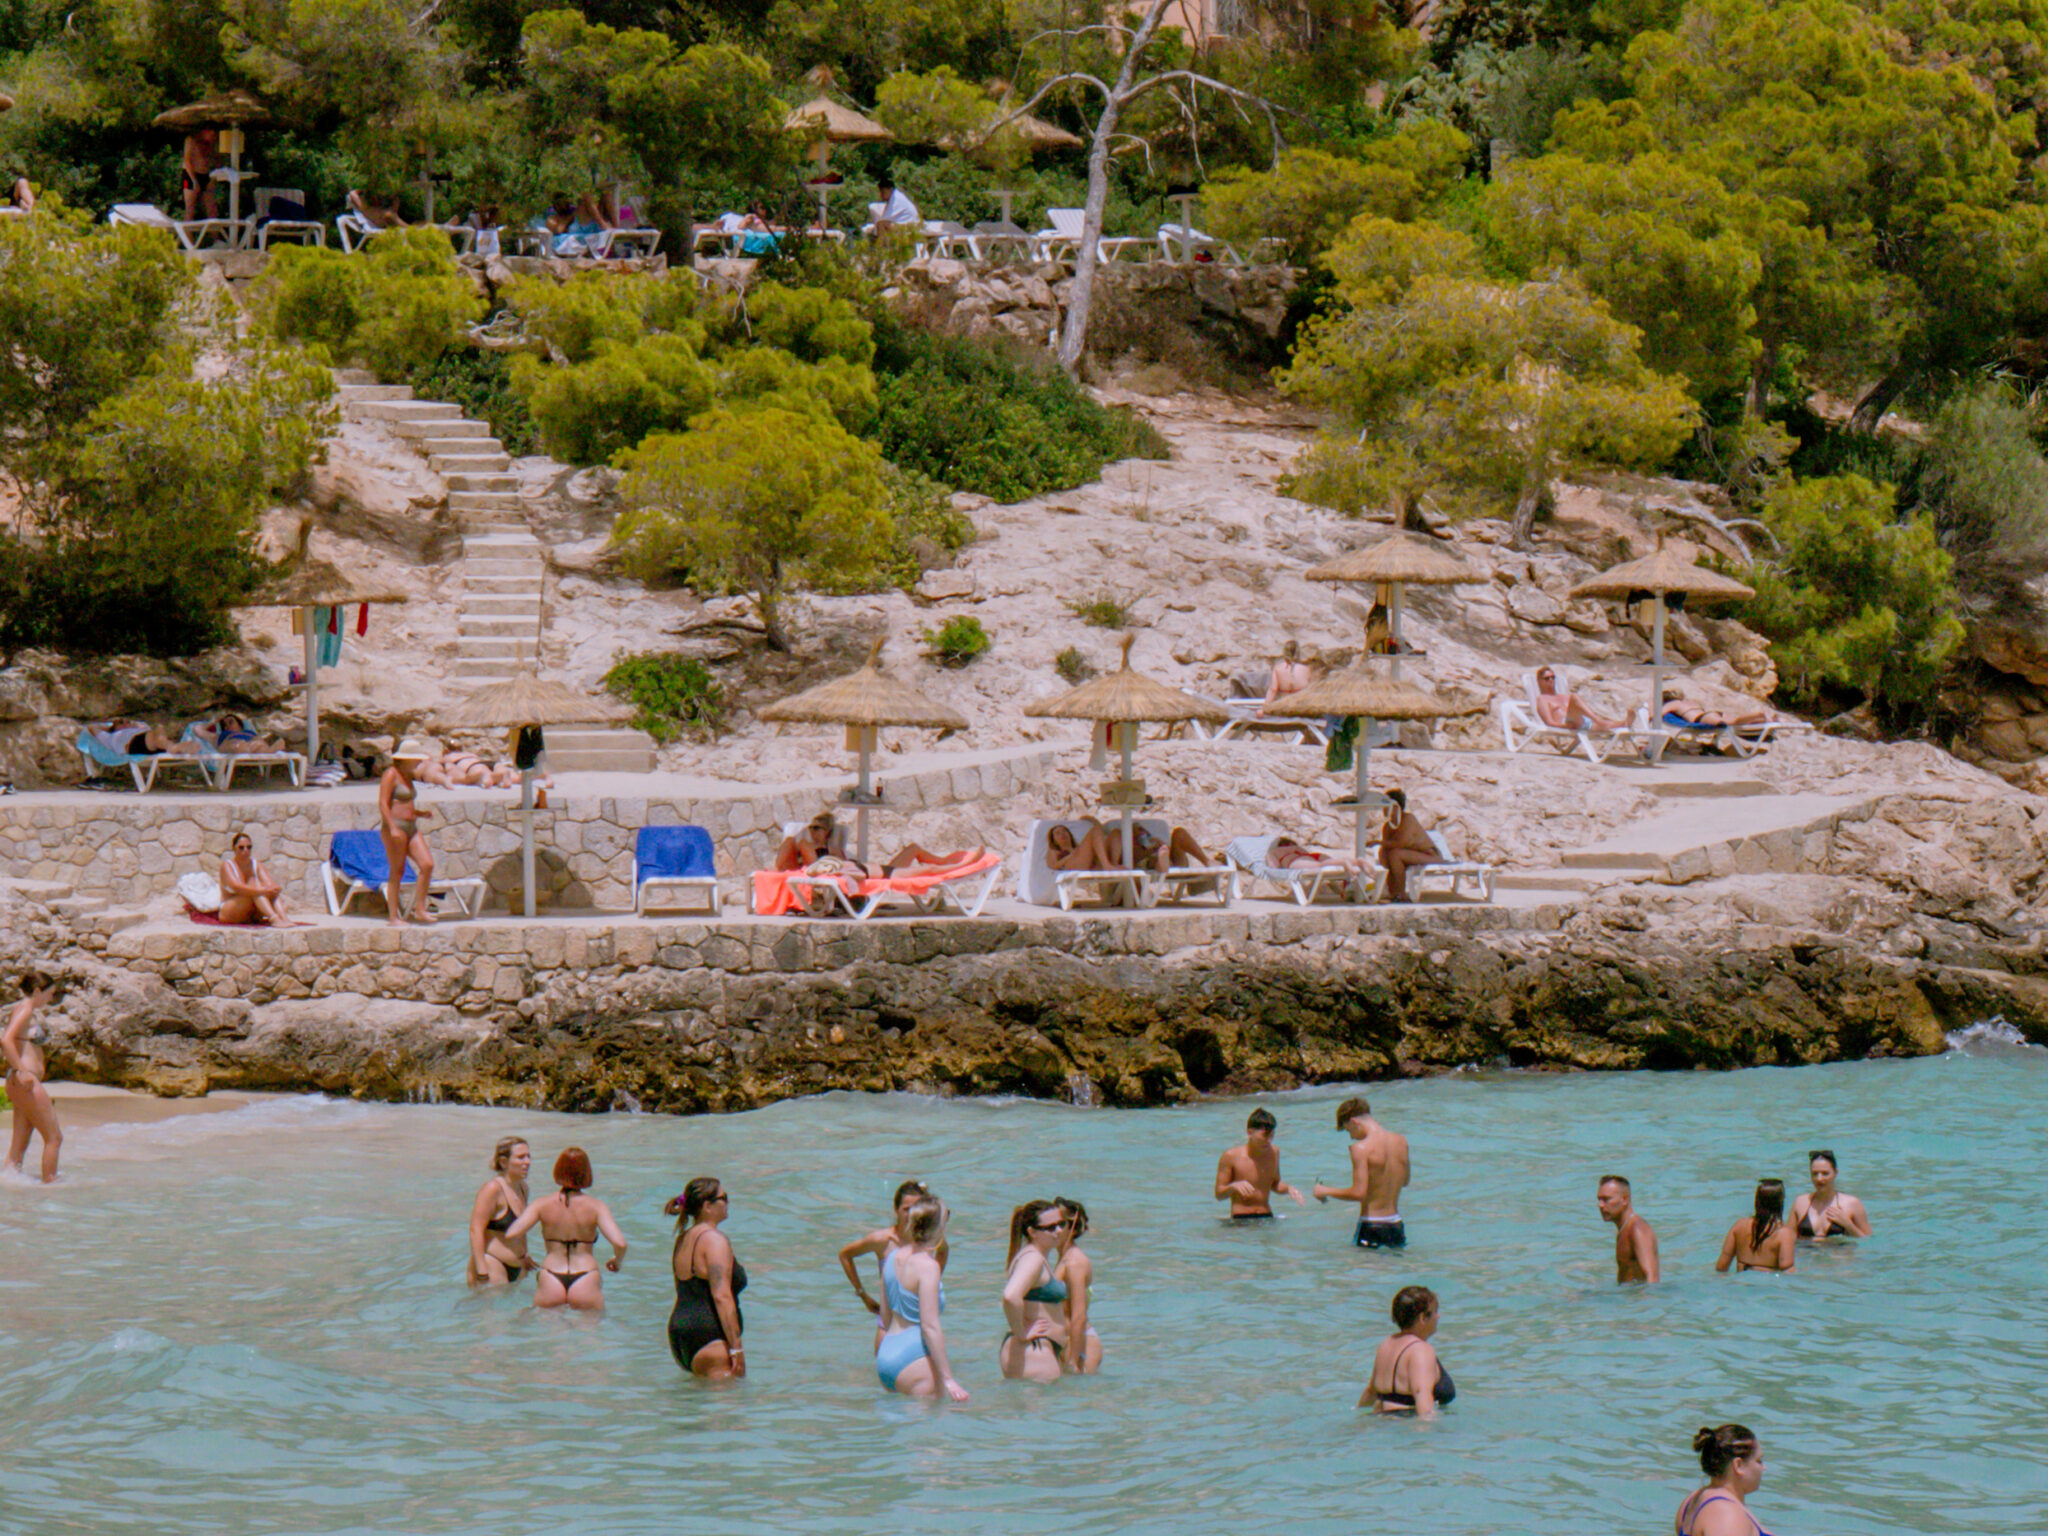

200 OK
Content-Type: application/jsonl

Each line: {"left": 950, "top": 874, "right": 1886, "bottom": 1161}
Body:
{"left": 1036, "top": 1219, "right": 1069, "bottom": 1233}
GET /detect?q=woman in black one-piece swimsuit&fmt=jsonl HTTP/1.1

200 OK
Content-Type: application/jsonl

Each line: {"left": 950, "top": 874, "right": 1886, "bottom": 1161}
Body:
{"left": 667, "top": 1177, "right": 748, "bottom": 1382}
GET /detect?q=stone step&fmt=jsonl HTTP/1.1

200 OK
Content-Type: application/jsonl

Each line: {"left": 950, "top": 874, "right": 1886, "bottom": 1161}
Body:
{"left": 1492, "top": 868, "right": 1640, "bottom": 893}
{"left": 459, "top": 522, "right": 530, "bottom": 538}
{"left": 542, "top": 726, "right": 658, "bottom": 773}
{"left": 49, "top": 894, "right": 109, "bottom": 918}
{"left": 432, "top": 455, "right": 515, "bottom": 477}
{"left": 351, "top": 400, "right": 467, "bottom": 426}
{"left": 449, "top": 490, "right": 526, "bottom": 514}
{"left": 463, "top": 540, "right": 542, "bottom": 561}
{"left": 336, "top": 383, "right": 412, "bottom": 405}
{"left": 463, "top": 595, "right": 544, "bottom": 615}
{"left": 453, "top": 658, "right": 526, "bottom": 679}
{"left": 446, "top": 473, "right": 522, "bottom": 494}
{"left": 334, "top": 367, "right": 379, "bottom": 387}
{"left": 390, "top": 416, "right": 488, "bottom": 441}
{"left": 417, "top": 435, "right": 504, "bottom": 458}
{"left": 464, "top": 574, "right": 545, "bottom": 595}
{"left": 0, "top": 877, "right": 78, "bottom": 903}
{"left": 78, "top": 909, "right": 149, "bottom": 938}
{"left": 460, "top": 617, "right": 541, "bottom": 639}
{"left": 458, "top": 637, "right": 539, "bottom": 658}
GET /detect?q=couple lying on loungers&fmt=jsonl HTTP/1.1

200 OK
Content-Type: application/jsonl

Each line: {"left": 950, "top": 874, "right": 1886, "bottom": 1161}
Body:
{"left": 413, "top": 750, "right": 546, "bottom": 791}
{"left": 89, "top": 714, "right": 286, "bottom": 759}
{"left": 1534, "top": 668, "right": 1770, "bottom": 736}
{"left": 776, "top": 810, "right": 983, "bottom": 881}
{"left": 1043, "top": 818, "right": 1218, "bottom": 877}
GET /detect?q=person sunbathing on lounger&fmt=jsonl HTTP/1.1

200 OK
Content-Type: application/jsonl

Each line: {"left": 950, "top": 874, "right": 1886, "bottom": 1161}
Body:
{"left": 416, "top": 751, "right": 536, "bottom": 790}
{"left": 91, "top": 720, "right": 173, "bottom": 757}
{"left": 1534, "top": 667, "right": 1624, "bottom": 732}
{"left": 1046, "top": 819, "right": 1212, "bottom": 876}
{"left": 1662, "top": 698, "right": 1768, "bottom": 731}
{"left": 205, "top": 714, "right": 287, "bottom": 754}
{"left": 777, "top": 810, "right": 981, "bottom": 881}
{"left": 1268, "top": 835, "right": 1372, "bottom": 874}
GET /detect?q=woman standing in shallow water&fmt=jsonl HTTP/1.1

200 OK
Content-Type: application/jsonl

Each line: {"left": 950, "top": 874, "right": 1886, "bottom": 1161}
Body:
{"left": 877, "top": 1199, "right": 967, "bottom": 1401}
{"left": 1790, "top": 1150, "right": 1871, "bottom": 1239}
{"left": 466, "top": 1137, "right": 532, "bottom": 1286}
{"left": 838, "top": 1179, "right": 948, "bottom": 1318}
{"left": 1360, "top": 1285, "right": 1454, "bottom": 1418}
{"left": 667, "top": 1177, "right": 746, "bottom": 1382}
{"left": 1716, "top": 1180, "right": 1796, "bottom": 1273}
{"left": 1053, "top": 1196, "right": 1102, "bottom": 1375}
{"left": 502, "top": 1148, "right": 626, "bottom": 1310}
{"left": 3, "top": 972, "right": 61, "bottom": 1183}
{"left": 1675, "top": 1424, "right": 1775, "bottom": 1536}
{"left": 999, "top": 1200, "right": 1069, "bottom": 1382}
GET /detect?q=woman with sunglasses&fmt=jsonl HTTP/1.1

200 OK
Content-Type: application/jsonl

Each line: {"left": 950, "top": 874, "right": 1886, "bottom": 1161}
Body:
{"left": 1053, "top": 1196, "right": 1102, "bottom": 1375}
{"left": 776, "top": 809, "right": 982, "bottom": 881}
{"left": 999, "top": 1200, "right": 1071, "bottom": 1382}
{"left": 217, "top": 830, "right": 307, "bottom": 927}
{"left": 666, "top": 1177, "right": 746, "bottom": 1381}
{"left": 876, "top": 1198, "right": 966, "bottom": 1401}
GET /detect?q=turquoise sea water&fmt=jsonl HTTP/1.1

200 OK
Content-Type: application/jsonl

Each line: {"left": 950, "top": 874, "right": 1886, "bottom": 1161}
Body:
{"left": 2, "top": 1027, "right": 2044, "bottom": 1536}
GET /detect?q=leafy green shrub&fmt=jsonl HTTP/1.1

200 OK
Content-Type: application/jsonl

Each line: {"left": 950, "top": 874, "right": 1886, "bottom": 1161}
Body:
{"left": 924, "top": 614, "right": 991, "bottom": 667}
{"left": 1070, "top": 594, "right": 1129, "bottom": 628}
{"left": 871, "top": 323, "right": 1168, "bottom": 501}
{"left": 255, "top": 229, "right": 484, "bottom": 381}
{"left": 1205, "top": 124, "right": 1471, "bottom": 267}
{"left": 602, "top": 651, "right": 727, "bottom": 743}
{"left": 614, "top": 407, "right": 892, "bottom": 650}
{"left": 514, "top": 335, "right": 717, "bottom": 465}
{"left": 1918, "top": 383, "right": 2048, "bottom": 618}
{"left": 407, "top": 348, "right": 536, "bottom": 457}
{"left": 1055, "top": 645, "right": 1094, "bottom": 683}
{"left": 1748, "top": 473, "right": 1966, "bottom": 722}
{"left": 874, "top": 467, "right": 977, "bottom": 592}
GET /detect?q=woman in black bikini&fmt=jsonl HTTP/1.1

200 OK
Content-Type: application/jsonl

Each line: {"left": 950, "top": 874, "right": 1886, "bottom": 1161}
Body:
{"left": 1715, "top": 1179, "right": 1796, "bottom": 1273}
{"left": 3, "top": 972, "right": 62, "bottom": 1184}
{"left": 466, "top": 1136, "right": 532, "bottom": 1286}
{"left": 501, "top": 1148, "right": 626, "bottom": 1311}
{"left": 1675, "top": 1423, "right": 1774, "bottom": 1536}
{"left": 999, "top": 1199, "right": 1069, "bottom": 1382}
{"left": 666, "top": 1177, "right": 746, "bottom": 1381}
{"left": 1360, "top": 1284, "right": 1454, "bottom": 1417}
{"left": 1790, "top": 1149, "right": 1872, "bottom": 1239}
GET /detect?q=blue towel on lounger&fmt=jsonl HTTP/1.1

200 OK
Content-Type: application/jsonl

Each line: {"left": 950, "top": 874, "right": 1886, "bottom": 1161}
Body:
{"left": 635, "top": 825, "right": 715, "bottom": 881}
{"left": 331, "top": 830, "right": 413, "bottom": 887}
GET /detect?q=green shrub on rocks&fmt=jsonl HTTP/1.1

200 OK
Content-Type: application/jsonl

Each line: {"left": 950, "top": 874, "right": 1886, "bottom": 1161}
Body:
{"left": 254, "top": 229, "right": 485, "bottom": 382}
{"left": 924, "top": 614, "right": 991, "bottom": 667}
{"left": 603, "top": 651, "right": 727, "bottom": 742}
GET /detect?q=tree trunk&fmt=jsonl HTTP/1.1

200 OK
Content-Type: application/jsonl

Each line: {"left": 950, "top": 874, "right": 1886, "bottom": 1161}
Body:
{"left": 1054, "top": 105, "right": 1122, "bottom": 376}
{"left": 1508, "top": 475, "right": 1549, "bottom": 550}
{"left": 1848, "top": 364, "right": 1914, "bottom": 436}
{"left": 757, "top": 567, "right": 789, "bottom": 652}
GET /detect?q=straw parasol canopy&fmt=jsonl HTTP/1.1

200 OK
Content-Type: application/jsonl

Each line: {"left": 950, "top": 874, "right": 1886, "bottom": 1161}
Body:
{"left": 1567, "top": 543, "right": 1756, "bottom": 604}
{"left": 757, "top": 639, "right": 965, "bottom": 731}
{"left": 237, "top": 558, "right": 411, "bottom": 611}
{"left": 785, "top": 96, "right": 894, "bottom": 146}
{"left": 1024, "top": 634, "right": 1229, "bottom": 726}
{"left": 1005, "top": 111, "right": 1082, "bottom": 151}
{"left": 152, "top": 89, "right": 275, "bottom": 131}
{"left": 1261, "top": 668, "right": 1475, "bottom": 724}
{"left": 1306, "top": 530, "right": 1482, "bottom": 587}
{"left": 439, "top": 670, "right": 628, "bottom": 730}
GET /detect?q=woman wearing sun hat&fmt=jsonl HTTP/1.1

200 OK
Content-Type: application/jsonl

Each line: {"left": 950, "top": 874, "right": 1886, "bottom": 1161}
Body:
{"left": 377, "top": 738, "right": 437, "bottom": 926}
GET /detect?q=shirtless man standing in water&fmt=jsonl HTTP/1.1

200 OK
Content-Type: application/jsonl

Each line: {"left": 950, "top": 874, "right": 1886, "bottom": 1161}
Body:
{"left": 1596, "top": 1175, "right": 1661, "bottom": 1283}
{"left": 1214, "top": 1107, "right": 1305, "bottom": 1219}
{"left": 1313, "top": 1096, "right": 1410, "bottom": 1248}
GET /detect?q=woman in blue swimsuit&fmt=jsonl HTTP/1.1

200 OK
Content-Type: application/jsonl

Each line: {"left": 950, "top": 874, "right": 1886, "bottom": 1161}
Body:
{"left": 1675, "top": 1424, "right": 1773, "bottom": 1536}
{"left": 999, "top": 1200, "right": 1069, "bottom": 1382}
{"left": 876, "top": 1199, "right": 967, "bottom": 1401}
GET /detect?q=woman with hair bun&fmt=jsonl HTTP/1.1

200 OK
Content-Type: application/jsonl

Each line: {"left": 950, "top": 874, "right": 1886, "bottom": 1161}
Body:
{"left": 837, "top": 1178, "right": 949, "bottom": 1318}
{"left": 502, "top": 1147, "right": 626, "bottom": 1310}
{"left": 1359, "top": 1285, "right": 1454, "bottom": 1417}
{"left": 666, "top": 1177, "right": 747, "bottom": 1381}
{"left": 3, "top": 972, "right": 62, "bottom": 1183}
{"left": 1715, "top": 1180, "right": 1796, "bottom": 1273}
{"left": 1675, "top": 1423, "right": 1773, "bottom": 1535}
{"left": 465, "top": 1136, "right": 532, "bottom": 1286}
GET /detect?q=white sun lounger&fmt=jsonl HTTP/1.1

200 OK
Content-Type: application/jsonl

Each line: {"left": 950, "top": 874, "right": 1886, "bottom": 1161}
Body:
{"left": 772, "top": 822, "right": 1001, "bottom": 919}
{"left": 1018, "top": 818, "right": 1236, "bottom": 910}
{"left": 1408, "top": 830, "right": 1494, "bottom": 902}
{"left": 1033, "top": 208, "right": 1151, "bottom": 265}
{"left": 109, "top": 202, "right": 244, "bottom": 252}
{"left": 1658, "top": 708, "right": 1816, "bottom": 758}
{"left": 1497, "top": 669, "right": 1669, "bottom": 764}
{"left": 1225, "top": 835, "right": 1382, "bottom": 905}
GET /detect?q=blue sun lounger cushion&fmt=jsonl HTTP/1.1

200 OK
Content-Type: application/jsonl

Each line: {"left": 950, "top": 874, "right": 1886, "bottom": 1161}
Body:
{"left": 331, "top": 830, "right": 411, "bottom": 887}
{"left": 321, "top": 831, "right": 487, "bottom": 918}
{"left": 633, "top": 825, "right": 720, "bottom": 914}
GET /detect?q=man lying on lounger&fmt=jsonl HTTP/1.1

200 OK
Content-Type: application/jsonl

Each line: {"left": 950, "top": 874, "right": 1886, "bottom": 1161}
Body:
{"left": 778, "top": 810, "right": 982, "bottom": 881}
{"left": 1534, "top": 667, "right": 1624, "bottom": 732}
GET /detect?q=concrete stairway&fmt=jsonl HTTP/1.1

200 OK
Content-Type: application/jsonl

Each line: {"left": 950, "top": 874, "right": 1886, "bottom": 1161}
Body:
{"left": 333, "top": 372, "right": 656, "bottom": 772}
{"left": 0, "top": 876, "right": 146, "bottom": 937}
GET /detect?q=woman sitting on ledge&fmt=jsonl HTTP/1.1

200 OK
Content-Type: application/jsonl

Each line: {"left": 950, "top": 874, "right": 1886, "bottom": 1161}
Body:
{"left": 777, "top": 810, "right": 981, "bottom": 881}
{"left": 219, "top": 830, "right": 310, "bottom": 926}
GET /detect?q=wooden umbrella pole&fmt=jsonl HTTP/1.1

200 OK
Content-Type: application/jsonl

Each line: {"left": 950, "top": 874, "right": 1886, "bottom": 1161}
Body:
{"left": 302, "top": 608, "right": 320, "bottom": 765}
{"left": 1649, "top": 595, "right": 1667, "bottom": 723}
{"left": 1354, "top": 726, "right": 1373, "bottom": 860}
{"left": 520, "top": 766, "right": 536, "bottom": 918}
{"left": 855, "top": 729, "right": 874, "bottom": 867}
{"left": 1390, "top": 581, "right": 1406, "bottom": 682}
{"left": 1119, "top": 725, "right": 1137, "bottom": 868}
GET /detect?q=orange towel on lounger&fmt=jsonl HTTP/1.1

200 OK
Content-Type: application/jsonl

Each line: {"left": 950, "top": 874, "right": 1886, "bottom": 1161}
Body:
{"left": 752, "top": 853, "right": 999, "bottom": 915}
{"left": 851, "top": 851, "right": 1000, "bottom": 898}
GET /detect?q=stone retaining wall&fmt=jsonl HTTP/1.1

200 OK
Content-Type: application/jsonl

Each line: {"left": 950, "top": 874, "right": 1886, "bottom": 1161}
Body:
{"left": 94, "top": 899, "right": 1562, "bottom": 1017}
{"left": 0, "top": 747, "right": 1051, "bottom": 911}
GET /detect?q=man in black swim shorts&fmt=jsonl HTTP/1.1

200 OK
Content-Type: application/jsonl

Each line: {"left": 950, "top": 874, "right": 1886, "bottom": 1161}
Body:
{"left": 1312, "top": 1095, "right": 1412, "bottom": 1249}
{"left": 1214, "top": 1107, "right": 1305, "bottom": 1219}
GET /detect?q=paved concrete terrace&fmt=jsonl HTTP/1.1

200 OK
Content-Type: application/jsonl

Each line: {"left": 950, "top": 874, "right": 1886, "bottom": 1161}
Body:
{"left": 1560, "top": 792, "right": 1878, "bottom": 881}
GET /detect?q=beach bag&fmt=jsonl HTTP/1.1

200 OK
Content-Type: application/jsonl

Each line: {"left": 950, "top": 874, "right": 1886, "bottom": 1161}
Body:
{"left": 177, "top": 872, "right": 222, "bottom": 915}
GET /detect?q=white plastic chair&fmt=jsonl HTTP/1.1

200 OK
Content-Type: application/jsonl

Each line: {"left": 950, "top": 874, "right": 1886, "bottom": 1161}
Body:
{"left": 1497, "top": 669, "right": 1668, "bottom": 764}
{"left": 253, "top": 188, "right": 325, "bottom": 250}
{"left": 1409, "top": 830, "right": 1494, "bottom": 902}
{"left": 1225, "top": 835, "right": 1382, "bottom": 905}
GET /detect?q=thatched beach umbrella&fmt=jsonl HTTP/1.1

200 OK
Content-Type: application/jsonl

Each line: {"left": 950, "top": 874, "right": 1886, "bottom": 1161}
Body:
{"left": 787, "top": 93, "right": 892, "bottom": 227}
{"left": 153, "top": 90, "right": 276, "bottom": 228}
{"left": 1569, "top": 542, "right": 1755, "bottom": 720}
{"left": 235, "top": 534, "right": 412, "bottom": 766}
{"left": 1265, "top": 658, "right": 1477, "bottom": 858}
{"left": 439, "top": 670, "right": 629, "bottom": 917}
{"left": 1306, "top": 530, "right": 1481, "bottom": 679}
{"left": 757, "top": 639, "right": 968, "bottom": 866}
{"left": 1024, "top": 633, "right": 1228, "bottom": 865}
